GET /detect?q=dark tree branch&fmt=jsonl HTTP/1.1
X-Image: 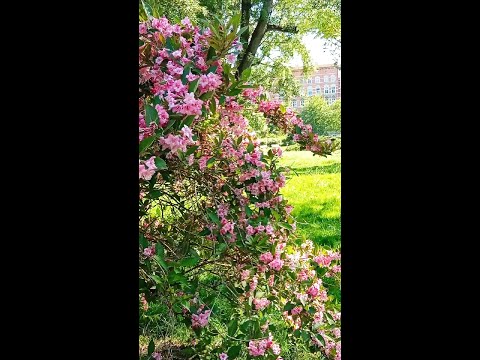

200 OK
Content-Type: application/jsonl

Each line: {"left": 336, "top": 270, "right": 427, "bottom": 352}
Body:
{"left": 240, "top": 0, "right": 251, "bottom": 45}
{"left": 238, "top": 0, "right": 274, "bottom": 76}
{"left": 266, "top": 24, "right": 298, "bottom": 33}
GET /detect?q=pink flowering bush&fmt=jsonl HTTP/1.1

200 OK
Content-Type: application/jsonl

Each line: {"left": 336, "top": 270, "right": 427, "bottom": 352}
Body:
{"left": 139, "top": 14, "right": 340, "bottom": 360}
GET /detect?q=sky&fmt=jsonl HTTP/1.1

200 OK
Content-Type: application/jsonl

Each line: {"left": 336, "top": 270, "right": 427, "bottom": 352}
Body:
{"left": 288, "top": 33, "right": 341, "bottom": 77}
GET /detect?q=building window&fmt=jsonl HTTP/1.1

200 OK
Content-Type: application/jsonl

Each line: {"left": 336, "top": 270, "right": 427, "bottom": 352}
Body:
{"left": 306, "top": 78, "right": 312, "bottom": 84}
{"left": 324, "top": 75, "right": 329, "bottom": 83}
{"left": 330, "top": 85, "right": 336, "bottom": 94}
{"left": 327, "top": 97, "right": 336, "bottom": 105}
{"left": 324, "top": 85, "right": 329, "bottom": 94}
{"left": 315, "top": 76, "right": 321, "bottom": 83}
{"left": 316, "top": 86, "right": 321, "bottom": 94}
{"left": 330, "top": 75, "right": 336, "bottom": 82}
{"left": 307, "top": 86, "right": 313, "bottom": 96}
{"left": 300, "top": 98, "right": 305, "bottom": 107}
{"left": 292, "top": 99, "right": 297, "bottom": 107}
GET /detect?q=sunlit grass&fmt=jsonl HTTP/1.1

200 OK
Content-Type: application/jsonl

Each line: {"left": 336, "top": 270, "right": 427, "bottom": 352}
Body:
{"left": 280, "top": 150, "right": 341, "bottom": 249}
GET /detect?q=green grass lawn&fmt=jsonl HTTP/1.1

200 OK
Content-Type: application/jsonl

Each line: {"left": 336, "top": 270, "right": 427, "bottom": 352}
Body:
{"left": 279, "top": 150, "right": 341, "bottom": 249}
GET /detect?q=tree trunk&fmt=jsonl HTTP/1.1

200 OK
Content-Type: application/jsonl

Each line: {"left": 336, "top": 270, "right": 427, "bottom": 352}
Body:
{"left": 238, "top": 0, "right": 273, "bottom": 76}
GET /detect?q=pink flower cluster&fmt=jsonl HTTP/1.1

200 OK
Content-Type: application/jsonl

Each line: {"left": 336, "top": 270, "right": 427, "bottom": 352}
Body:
{"left": 198, "top": 73, "right": 222, "bottom": 94}
{"left": 139, "top": 156, "right": 157, "bottom": 180}
{"left": 248, "top": 335, "right": 279, "bottom": 357}
{"left": 253, "top": 297, "right": 270, "bottom": 310}
{"left": 143, "top": 245, "right": 156, "bottom": 258}
{"left": 158, "top": 125, "right": 195, "bottom": 156}
{"left": 191, "top": 309, "right": 211, "bottom": 328}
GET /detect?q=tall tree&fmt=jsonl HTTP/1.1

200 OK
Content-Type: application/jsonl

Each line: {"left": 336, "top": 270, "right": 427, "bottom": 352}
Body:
{"left": 140, "top": 0, "right": 341, "bottom": 98}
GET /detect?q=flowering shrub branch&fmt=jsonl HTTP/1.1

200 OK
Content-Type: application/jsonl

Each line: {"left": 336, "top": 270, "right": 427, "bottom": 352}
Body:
{"left": 139, "top": 14, "right": 340, "bottom": 360}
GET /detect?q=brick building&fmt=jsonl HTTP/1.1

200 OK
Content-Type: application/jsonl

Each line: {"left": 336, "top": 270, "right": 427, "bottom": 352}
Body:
{"left": 274, "top": 64, "right": 341, "bottom": 109}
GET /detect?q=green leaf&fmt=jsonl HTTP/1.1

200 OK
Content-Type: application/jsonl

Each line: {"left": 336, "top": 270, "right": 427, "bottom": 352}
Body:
{"left": 154, "top": 254, "right": 168, "bottom": 271}
{"left": 199, "top": 91, "right": 214, "bottom": 100}
{"left": 188, "top": 78, "right": 199, "bottom": 93}
{"left": 183, "top": 115, "right": 195, "bottom": 127}
{"left": 199, "top": 228, "right": 211, "bottom": 236}
{"left": 155, "top": 243, "right": 164, "bottom": 257}
{"left": 301, "top": 330, "right": 311, "bottom": 341}
{"left": 241, "top": 67, "right": 251, "bottom": 80}
{"left": 219, "top": 95, "right": 226, "bottom": 105}
{"left": 227, "top": 88, "right": 242, "bottom": 96}
{"left": 228, "top": 319, "right": 238, "bottom": 337}
{"left": 227, "top": 345, "right": 241, "bottom": 359}
{"left": 206, "top": 157, "right": 216, "bottom": 168}
{"left": 279, "top": 103, "right": 286, "bottom": 114}
{"left": 240, "top": 320, "right": 251, "bottom": 333}
{"left": 185, "top": 145, "right": 199, "bottom": 156}
{"left": 150, "top": 274, "right": 163, "bottom": 284}
{"left": 207, "top": 209, "right": 220, "bottom": 224}
{"left": 145, "top": 104, "right": 159, "bottom": 125}
{"left": 283, "top": 302, "right": 295, "bottom": 311}
{"left": 181, "top": 63, "right": 193, "bottom": 84}
{"left": 247, "top": 141, "right": 254, "bottom": 153}
{"left": 215, "top": 243, "right": 227, "bottom": 255}
{"left": 207, "top": 65, "right": 218, "bottom": 74}
{"left": 139, "top": 234, "right": 148, "bottom": 249}
{"left": 179, "top": 257, "right": 200, "bottom": 268}
{"left": 230, "top": 13, "right": 241, "bottom": 28}
{"left": 316, "top": 333, "right": 325, "bottom": 346}
{"left": 245, "top": 206, "right": 253, "bottom": 217}
{"left": 167, "top": 273, "right": 189, "bottom": 285}
{"left": 139, "top": 136, "right": 155, "bottom": 153}
{"left": 149, "top": 190, "right": 161, "bottom": 199}
{"left": 278, "top": 222, "right": 293, "bottom": 230}
{"left": 206, "top": 46, "right": 216, "bottom": 61}
{"left": 154, "top": 158, "right": 167, "bottom": 170}
{"left": 237, "top": 25, "right": 249, "bottom": 37}
{"left": 209, "top": 99, "right": 217, "bottom": 114}
{"left": 148, "top": 339, "right": 155, "bottom": 356}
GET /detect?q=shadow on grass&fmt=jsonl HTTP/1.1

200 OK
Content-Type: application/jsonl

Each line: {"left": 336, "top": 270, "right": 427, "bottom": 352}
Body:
{"left": 288, "top": 163, "right": 341, "bottom": 176}
{"left": 294, "top": 206, "right": 341, "bottom": 249}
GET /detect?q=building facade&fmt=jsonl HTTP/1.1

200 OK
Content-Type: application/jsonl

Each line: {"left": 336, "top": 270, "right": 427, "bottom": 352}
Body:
{"left": 274, "top": 64, "right": 341, "bottom": 109}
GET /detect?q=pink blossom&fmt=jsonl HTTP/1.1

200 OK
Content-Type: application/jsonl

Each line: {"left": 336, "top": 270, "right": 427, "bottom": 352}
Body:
{"left": 314, "top": 255, "right": 332, "bottom": 267}
{"left": 143, "top": 245, "right": 155, "bottom": 258}
{"left": 246, "top": 225, "right": 256, "bottom": 235}
{"left": 332, "top": 265, "right": 341, "bottom": 273}
{"left": 268, "top": 258, "right": 284, "bottom": 271}
{"left": 307, "top": 283, "right": 320, "bottom": 298}
{"left": 186, "top": 72, "right": 198, "bottom": 81}
{"left": 240, "top": 269, "right": 250, "bottom": 281}
{"left": 172, "top": 50, "right": 182, "bottom": 58}
{"left": 219, "top": 353, "right": 228, "bottom": 360}
{"left": 139, "top": 23, "right": 147, "bottom": 34}
{"left": 265, "top": 224, "right": 274, "bottom": 235}
{"left": 272, "top": 343, "right": 281, "bottom": 355}
{"left": 259, "top": 252, "right": 274, "bottom": 264}
{"left": 139, "top": 162, "right": 156, "bottom": 180}
{"left": 226, "top": 53, "right": 237, "bottom": 65}
{"left": 220, "top": 218, "right": 234, "bottom": 235}
{"left": 152, "top": 352, "right": 162, "bottom": 360}
{"left": 253, "top": 298, "right": 270, "bottom": 310}
{"left": 333, "top": 328, "right": 341, "bottom": 338}
{"left": 191, "top": 310, "right": 211, "bottom": 328}
{"left": 249, "top": 276, "right": 258, "bottom": 292}
{"left": 217, "top": 203, "right": 230, "bottom": 219}
{"left": 159, "top": 134, "right": 189, "bottom": 154}
{"left": 198, "top": 156, "right": 209, "bottom": 170}
{"left": 144, "top": 156, "right": 157, "bottom": 171}
{"left": 180, "top": 125, "right": 193, "bottom": 140}
{"left": 291, "top": 306, "right": 303, "bottom": 315}
{"left": 268, "top": 274, "right": 274, "bottom": 287}
{"left": 155, "top": 105, "right": 170, "bottom": 127}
